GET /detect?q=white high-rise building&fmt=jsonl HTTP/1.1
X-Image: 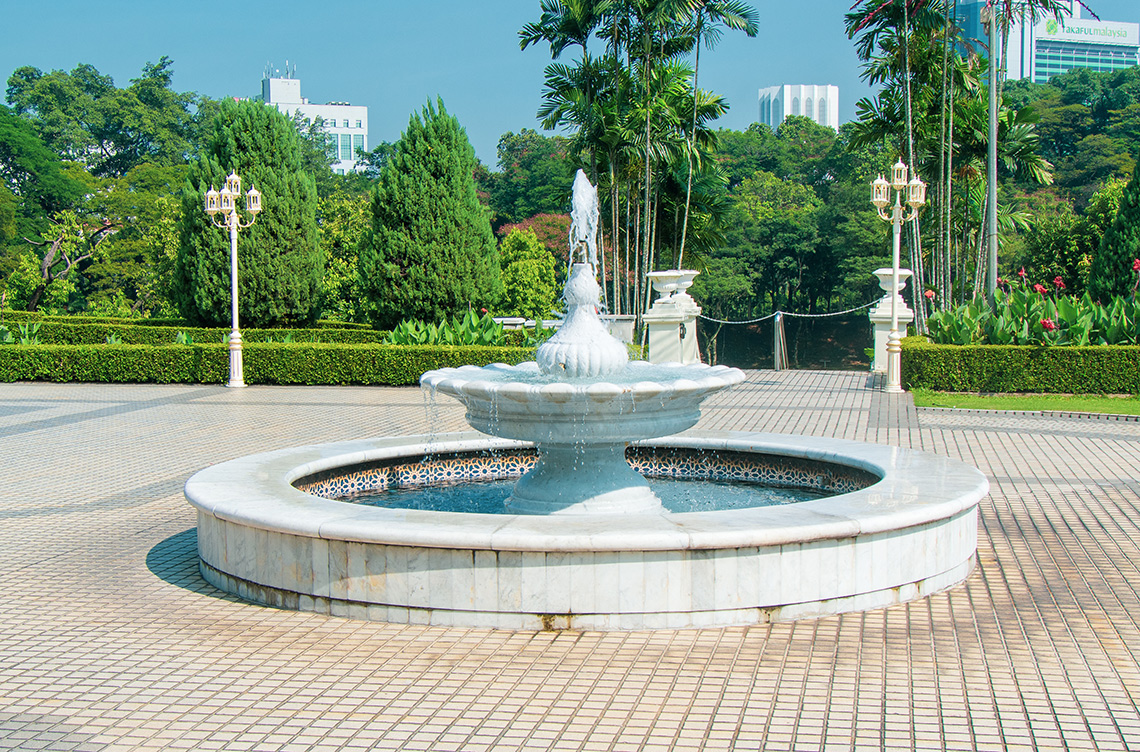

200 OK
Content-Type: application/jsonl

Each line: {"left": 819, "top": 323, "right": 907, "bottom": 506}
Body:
{"left": 261, "top": 65, "right": 368, "bottom": 174}
{"left": 958, "top": 0, "right": 1139, "bottom": 83}
{"left": 758, "top": 84, "right": 839, "bottom": 131}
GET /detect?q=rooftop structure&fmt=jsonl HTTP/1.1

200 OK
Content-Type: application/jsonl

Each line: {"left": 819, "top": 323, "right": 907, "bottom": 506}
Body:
{"left": 758, "top": 84, "right": 839, "bottom": 131}
{"left": 261, "top": 64, "right": 368, "bottom": 174}
{"left": 958, "top": 0, "right": 1139, "bottom": 83}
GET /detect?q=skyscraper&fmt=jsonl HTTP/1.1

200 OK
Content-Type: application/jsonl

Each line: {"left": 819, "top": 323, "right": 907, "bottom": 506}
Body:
{"left": 958, "top": 0, "right": 1139, "bottom": 83}
{"left": 758, "top": 84, "right": 840, "bottom": 131}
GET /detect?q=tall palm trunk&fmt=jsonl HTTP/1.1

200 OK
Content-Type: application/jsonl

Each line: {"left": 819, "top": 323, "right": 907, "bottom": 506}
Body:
{"left": 901, "top": 0, "right": 927, "bottom": 334}
{"left": 678, "top": 22, "right": 701, "bottom": 271}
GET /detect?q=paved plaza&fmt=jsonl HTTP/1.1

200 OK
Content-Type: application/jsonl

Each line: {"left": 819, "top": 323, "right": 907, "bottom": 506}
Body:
{"left": 2, "top": 370, "right": 1139, "bottom": 751}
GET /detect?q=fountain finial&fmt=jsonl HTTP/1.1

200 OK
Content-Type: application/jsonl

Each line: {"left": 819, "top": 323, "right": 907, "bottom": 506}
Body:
{"left": 536, "top": 172, "right": 628, "bottom": 378}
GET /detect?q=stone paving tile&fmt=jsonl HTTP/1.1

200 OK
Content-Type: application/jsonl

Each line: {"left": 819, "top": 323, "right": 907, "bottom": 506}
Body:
{"left": 1, "top": 372, "right": 1139, "bottom": 750}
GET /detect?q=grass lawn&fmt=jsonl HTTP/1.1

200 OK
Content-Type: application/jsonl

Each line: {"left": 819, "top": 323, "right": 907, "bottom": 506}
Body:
{"left": 911, "top": 389, "right": 1140, "bottom": 416}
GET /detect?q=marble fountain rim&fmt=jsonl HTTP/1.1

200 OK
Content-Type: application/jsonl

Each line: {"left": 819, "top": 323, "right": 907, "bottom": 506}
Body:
{"left": 184, "top": 430, "right": 990, "bottom": 553}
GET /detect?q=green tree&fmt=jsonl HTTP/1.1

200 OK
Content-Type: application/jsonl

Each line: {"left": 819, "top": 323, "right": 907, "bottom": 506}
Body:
{"left": 499, "top": 229, "right": 558, "bottom": 320}
{"left": 485, "top": 129, "right": 575, "bottom": 226}
{"left": 173, "top": 99, "right": 322, "bottom": 327}
{"left": 79, "top": 163, "right": 187, "bottom": 315}
{"left": 1089, "top": 160, "right": 1140, "bottom": 301}
{"left": 357, "top": 99, "right": 502, "bottom": 328}
{"left": 0, "top": 105, "right": 84, "bottom": 216}
{"left": 318, "top": 189, "right": 371, "bottom": 322}
{"left": 6, "top": 58, "right": 198, "bottom": 177}
{"left": 724, "top": 171, "right": 824, "bottom": 313}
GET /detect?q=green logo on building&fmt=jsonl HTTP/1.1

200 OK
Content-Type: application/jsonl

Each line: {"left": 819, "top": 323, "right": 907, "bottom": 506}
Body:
{"left": 1046, "top": 19, "right": 1058, "bottom": 34}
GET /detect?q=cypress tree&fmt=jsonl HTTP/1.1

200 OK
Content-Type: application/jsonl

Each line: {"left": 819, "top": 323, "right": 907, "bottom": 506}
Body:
{"left": 173, "top": 99, "right": 322, "bottom": 327}
{"left": 357, "top": 99, "right": 502, "bottom": 328}
{"left": 1088, "top": 159, "right": 1140, "bottom": 301}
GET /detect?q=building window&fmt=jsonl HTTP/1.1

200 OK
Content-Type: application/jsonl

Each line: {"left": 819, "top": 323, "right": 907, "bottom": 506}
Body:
{"left": 805, "top": 97, "right": 813, "bottom": 120}
{"left": 819, "top": 98, "right": 828, "bottom": 127}
{"left": 792, "top": 97, "right": 800, "bottom": 116}
{"left": 772, "top": 100, "right": 780, "bottom": 125}
{"left": 356, "top": 120, "right": 362, "bottom": 129}
{"left": 340, "top": 134, "right": 352, "bottom": 161}
{"left": 353, "top": 134, "right": 364, "bottom": 157}
{"left": 343, "top": 119, "right": 349, "bottom": 128}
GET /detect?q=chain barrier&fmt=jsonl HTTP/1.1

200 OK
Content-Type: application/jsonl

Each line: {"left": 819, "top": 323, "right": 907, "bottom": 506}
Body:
{"left": 697, "top": 299, "right": 876, "bottom": 326}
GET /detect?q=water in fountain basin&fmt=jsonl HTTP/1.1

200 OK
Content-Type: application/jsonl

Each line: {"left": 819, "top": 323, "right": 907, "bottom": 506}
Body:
{"left": 338, "top": 477, "right": 826, "bottom": 514}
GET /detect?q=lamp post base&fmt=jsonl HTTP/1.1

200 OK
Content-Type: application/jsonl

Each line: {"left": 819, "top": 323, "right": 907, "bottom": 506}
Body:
{"left": 228, "top": 330, "right": 246, "bottom": 389}
{"left": 884, "top": 330, "right": 903, "bottom": 394}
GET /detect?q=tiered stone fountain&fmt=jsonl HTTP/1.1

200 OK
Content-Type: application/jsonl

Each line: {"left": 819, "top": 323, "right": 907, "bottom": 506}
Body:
{"left": 186, "top": 171, "right": 988, "bottom": 630}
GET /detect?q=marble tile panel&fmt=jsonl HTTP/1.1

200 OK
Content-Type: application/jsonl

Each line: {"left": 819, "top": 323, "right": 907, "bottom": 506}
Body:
{"left": 383, "top": 546, "right": 409, "bottom": 605}
{"left": 472, "top": 549, "right": 498, "bottom": 611}
{"left": 617, "top": 551, "right": 645, "bottom": 613}
{"left": 344, "top": 541, "right": 369, "bottom": 602}
{"left": 690, "top": 550, "right": 716, "bottom": 611}
{"left": 519, "top": 551, "right": 547, "bottom": 612}
{"left": 592, "top": 552, "right": 620, "bottom": 613}
{"left": 568, "top": 552, "right": 595, "bottom": 613}
{"left": 496, "top": 551, "right": 523, "bottom": 612}
{"left": 405, "top": 546, "right": 431, "bottom": 608}
{"left": 326, "top": 539, "right": 349, "bottom": 600}
{"left": 545, "top": 551, "right": 572, "bottom": 613}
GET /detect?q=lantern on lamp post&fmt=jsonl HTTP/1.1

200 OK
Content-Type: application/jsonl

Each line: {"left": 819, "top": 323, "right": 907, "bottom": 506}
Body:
{"left": 205, "top": 171, "right": 262, "bottom": 388}
{"left": 871, "top": 159, "right": 925, "bottom": 394}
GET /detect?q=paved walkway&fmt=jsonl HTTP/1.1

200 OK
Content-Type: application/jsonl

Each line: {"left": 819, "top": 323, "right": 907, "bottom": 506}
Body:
{"left": 1, "top": 371, "right": 1138, "bottom": 751}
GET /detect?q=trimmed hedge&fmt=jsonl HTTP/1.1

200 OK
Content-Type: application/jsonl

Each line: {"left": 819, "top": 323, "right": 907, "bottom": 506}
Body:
{"left": 0, "top": 343, "right": 533, "bottom": 386}
{"left": 0, "top": 310, "right": 370, "bottom": 330}
{"left": 902, "top": 336, "right": 1140, "bottom": 393}
{"left": 14, "top": 321, "right": 388, "bottom": 346}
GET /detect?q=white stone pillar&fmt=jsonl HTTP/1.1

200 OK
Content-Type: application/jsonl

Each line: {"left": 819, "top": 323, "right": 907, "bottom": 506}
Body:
{"left": 868, "top": 268, "right": 914, "bottom": 373}
{"left": 644, "top": 270, "right": 701, "bottom": 364}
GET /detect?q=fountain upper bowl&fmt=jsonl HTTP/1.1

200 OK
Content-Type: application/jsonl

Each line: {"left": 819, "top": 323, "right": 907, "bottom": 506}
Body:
{"left": 420, "top": 360, "right": 746, "bottom": 445}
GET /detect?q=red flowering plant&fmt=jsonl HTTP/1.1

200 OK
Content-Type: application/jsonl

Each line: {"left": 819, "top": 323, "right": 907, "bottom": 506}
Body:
{"left": 926, "top": 260, "right": 1140, "bottom": 346}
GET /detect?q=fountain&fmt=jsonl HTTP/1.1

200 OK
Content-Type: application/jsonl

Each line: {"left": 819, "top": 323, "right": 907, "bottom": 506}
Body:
{"left": 185, "top": 171, "right": 988, "bottom": 630}
{"left": 421, "top": 171, "right": 745, "bottom": 515}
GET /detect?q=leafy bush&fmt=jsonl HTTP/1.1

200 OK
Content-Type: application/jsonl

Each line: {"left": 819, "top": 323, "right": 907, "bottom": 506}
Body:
{"left": 0, "top": 343, "right": 533, "bottom": 386}
{"left": 927, "top": 281, "right": 1140, "bottom": 346}
{"left": 385, "top": 310, "right": 505, "bottom": 346}
{"left": 902, "top": 336, "right": 1140, "bottom": 393}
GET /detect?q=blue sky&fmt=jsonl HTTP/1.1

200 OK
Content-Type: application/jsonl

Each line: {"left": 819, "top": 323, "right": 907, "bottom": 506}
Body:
{"left": 2, "top": 0, "right": 1137, "bottom": 166}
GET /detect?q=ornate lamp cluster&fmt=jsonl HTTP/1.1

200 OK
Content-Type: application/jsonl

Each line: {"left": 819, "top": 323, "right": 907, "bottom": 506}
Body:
{"left": 871, "top": 159, "right": 926, "bottom": 394}
{"left": 204, "top": 172, "right": 262, "bottom": 388}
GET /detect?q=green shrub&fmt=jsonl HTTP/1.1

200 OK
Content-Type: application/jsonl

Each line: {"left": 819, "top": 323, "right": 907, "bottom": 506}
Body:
{"left": 0, "top": 343, "right": 533, "bottom": 386}
{"left": 902, "top": 336, "right": 1140, "bottom": 393}
{"left": 16, "top": 321, "right": 387, "bottom": 346}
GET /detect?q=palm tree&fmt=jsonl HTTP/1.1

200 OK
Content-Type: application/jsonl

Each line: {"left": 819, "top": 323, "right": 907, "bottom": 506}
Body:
{"left": 520, "top": 0, "right": 609, "bottom": 178}
{"left": 847, "top": 0, "right": 945, "bottom": 330}
{"left": 675, "top": 0, "right": 758, "bottom": 270}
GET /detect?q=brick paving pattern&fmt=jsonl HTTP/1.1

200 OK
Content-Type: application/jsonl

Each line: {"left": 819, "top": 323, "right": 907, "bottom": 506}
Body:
{"left": 1, "top": 371, "right": 1138, "bottom": 750}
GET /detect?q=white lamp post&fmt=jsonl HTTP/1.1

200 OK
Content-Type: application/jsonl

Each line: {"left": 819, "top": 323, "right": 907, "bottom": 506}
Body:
{"left": 871, "top": 159, "right": 925, "bottom": 394}
{"left": 205, "top": 171, "right": 261, "bottom": 388}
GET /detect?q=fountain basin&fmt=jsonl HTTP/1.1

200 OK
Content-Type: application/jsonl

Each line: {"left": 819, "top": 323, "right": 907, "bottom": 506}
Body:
{"left": 185, "top": 430, "right": 987, "bottom": 630}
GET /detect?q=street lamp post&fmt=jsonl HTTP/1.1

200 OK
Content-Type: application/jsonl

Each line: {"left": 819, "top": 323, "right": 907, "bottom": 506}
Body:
{"left": 205, "top": 172, "right": 261, "bottom": 389}
{"left": 872, "top": 159, "right": 925, "bottom": 394}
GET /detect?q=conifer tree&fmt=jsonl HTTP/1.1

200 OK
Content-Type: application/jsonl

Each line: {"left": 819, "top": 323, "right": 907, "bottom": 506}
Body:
{"left": 1089, "top": 159, "right": 1140, "bottom": 302}
{"left": 357, "top": 99, "right": 502, "bottom": 328}
{"left": 499, "top": 228, "right": 557, "bottom": 321}
{"left": 173, "top": 99, "right": 322, "bottom": 327}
